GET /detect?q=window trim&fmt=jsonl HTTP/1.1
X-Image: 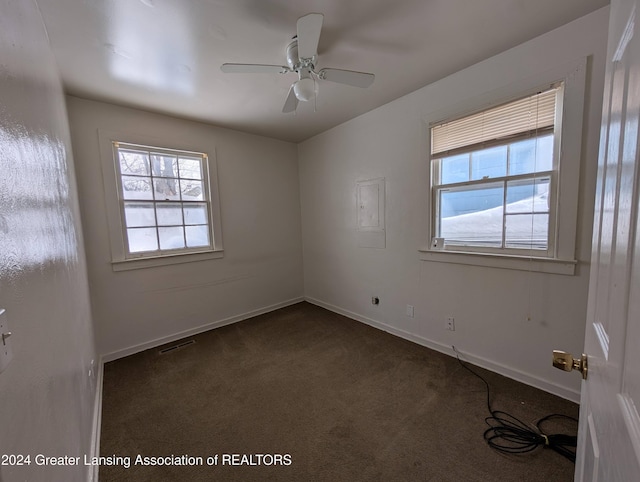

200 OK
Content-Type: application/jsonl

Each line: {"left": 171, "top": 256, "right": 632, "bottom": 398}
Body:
{"left": 98, "top": 130, "right": 224, "bottom": 271}
{"left": 420, "top": 57, "right": 587, "bottom": 275}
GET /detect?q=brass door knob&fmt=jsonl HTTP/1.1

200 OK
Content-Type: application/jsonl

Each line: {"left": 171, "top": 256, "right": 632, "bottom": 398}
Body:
{"left": 552, "top": 350, "right": 588, "bottom": 380}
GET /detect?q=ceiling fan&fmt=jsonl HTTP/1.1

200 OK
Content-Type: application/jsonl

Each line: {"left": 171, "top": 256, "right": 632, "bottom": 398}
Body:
{"left": 220, "top": 13, "right": 375, "bottom": 113}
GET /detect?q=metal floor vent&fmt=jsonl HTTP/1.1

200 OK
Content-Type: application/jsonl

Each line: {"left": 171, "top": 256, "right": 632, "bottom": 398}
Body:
{"left": 159, "top": 339, "right": 196, "bottom": 355}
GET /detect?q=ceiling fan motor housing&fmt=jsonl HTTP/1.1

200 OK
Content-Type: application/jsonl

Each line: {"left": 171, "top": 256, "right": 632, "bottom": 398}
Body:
{"left": 286, "top": 40, "right": 316, "bottom": 72}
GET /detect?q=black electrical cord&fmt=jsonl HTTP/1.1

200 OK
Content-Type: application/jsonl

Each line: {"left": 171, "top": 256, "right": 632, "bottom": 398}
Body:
{"left": 452, "top": 346, "right": 578, "bottom": 462}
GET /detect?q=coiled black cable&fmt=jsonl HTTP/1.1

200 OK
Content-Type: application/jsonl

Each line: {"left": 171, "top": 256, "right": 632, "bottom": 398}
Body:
{"left": 453, "top": 346, "right": 578, "bottom": 462}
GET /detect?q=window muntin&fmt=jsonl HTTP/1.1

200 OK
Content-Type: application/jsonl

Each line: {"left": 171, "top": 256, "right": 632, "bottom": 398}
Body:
{"left": 430, "top": 85, "right": 562, "bottom": 256}
{"left": 114, "top": 142, "right": 214, "bottom": 258}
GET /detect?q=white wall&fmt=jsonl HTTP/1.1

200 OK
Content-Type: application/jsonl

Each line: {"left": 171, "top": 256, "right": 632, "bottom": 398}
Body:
{"left": 0, "top": 1, "right": 98, "bottom": 481}
{"left": 298, "top": 8, "right": 609, "bottom": 402}
{"left": 66, "top": 97, "right": 304, "bottom": 358}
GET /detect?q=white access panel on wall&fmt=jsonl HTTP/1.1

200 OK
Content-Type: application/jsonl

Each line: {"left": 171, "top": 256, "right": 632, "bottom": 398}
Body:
{"left": 356, "top": 177, "right": 385, "bottom": 248}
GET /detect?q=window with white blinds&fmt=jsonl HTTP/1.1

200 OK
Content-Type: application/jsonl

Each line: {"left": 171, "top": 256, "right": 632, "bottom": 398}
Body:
{"left": 430, "top": 84, "right": 563, "bottom": 256}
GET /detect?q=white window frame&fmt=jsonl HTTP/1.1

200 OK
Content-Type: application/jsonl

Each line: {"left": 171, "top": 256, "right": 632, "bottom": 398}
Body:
{"left": 98, "top": 130, "right": 223, "bottom": 271}
{"left": 420, "top": 58, "right": 587, "bottom": 275}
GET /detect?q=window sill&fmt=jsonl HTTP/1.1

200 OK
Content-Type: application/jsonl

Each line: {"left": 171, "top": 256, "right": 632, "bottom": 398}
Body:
{"left": 112, "top": 249, "right": 224, "bottom": 272}
{"left": 418, "top": 248, "right": 576, "bottom": 275}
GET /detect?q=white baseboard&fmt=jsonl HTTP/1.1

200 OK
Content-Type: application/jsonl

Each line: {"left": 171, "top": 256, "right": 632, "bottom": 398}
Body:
{"left": 101, "top": 297, "right": 305, "bottom": 363}
{"left": 87, "top": 356, "right": 104, "bottom": 482}
{"left": 305, "top": 296, "right": 580, "bottom": 404}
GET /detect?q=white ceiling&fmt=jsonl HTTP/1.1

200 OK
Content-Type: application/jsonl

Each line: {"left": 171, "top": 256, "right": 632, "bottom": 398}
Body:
{"left": 38, "top": 0, "right": 609, "bottom": 143}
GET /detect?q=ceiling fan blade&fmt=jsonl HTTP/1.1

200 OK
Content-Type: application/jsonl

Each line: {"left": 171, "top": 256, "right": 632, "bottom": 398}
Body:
{"left": 221, "top": 63, "right": 290, "bottom": 74}
{"left": 318, "top": 68, "right": 375, "bottom": 88}
{"left": 282, "top": 85, "right": 298, "bottom": 113}
{"left": 296, "top": 13, "right": 323, "bottom": 60}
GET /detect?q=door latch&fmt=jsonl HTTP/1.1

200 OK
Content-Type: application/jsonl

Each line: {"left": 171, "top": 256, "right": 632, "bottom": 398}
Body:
{"left": 552, "top": 350, "right": 588, "bottom": 380}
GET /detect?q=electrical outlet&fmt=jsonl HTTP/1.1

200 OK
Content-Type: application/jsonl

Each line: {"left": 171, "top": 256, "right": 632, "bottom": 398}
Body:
{"left": 431, "top": 237, "right": 444, "bottom": 250}
{"left": 446, "top": 316, "right": 455, "bottom": 331}
{"left": 406, "top": 305, "right": 414, "bottom": 317}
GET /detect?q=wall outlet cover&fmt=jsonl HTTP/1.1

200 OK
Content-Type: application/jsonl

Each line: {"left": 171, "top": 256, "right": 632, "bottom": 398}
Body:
{"left": 432, "top": 237, "right": 445, "bottom": 250}
{"left": 446, "top": 316, "right": 455, "bottom": 331}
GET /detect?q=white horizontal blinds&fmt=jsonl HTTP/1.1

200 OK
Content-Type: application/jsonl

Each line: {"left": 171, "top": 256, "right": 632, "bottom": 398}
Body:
{"left": 431, "top": 87, "right": 558, "bottom": 158}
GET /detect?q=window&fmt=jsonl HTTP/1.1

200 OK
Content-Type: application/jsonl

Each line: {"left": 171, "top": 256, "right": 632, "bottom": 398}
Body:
{"left": 430, "top": 85, "right": 562, "bottom": 257}
{"left": 99, "top": 131, "right": 223, "bottom": 271}
{"left": 114, "top": 142, "right": 215, "bottom": 257}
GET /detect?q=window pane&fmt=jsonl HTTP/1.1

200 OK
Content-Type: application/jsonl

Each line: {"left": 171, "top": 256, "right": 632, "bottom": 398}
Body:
{"left": 156, "top": 203, "right": 183, "bottom": 226}
{"left": 183, "top": 203, "right": 208, "bottom": 225}
{"left": 471, "top": 146, "right": 507, "bottom": 180}
{"left": 509, "top": 135, "right": 554, "bottom": 175}
{"left": 124, "top": 202, "right": 156, "bottom": 227}
{"left": 178, "top": 157, "right": 202, "bottom": 180}
{"left": 180, "top": 179, "right": 204, "bottom": 201}
{"left": 127, "top": 227, "right": 158, "bottom": 253}
{"left": 439, "top": 184, "right": 503, "bottom": 218}
{"left": 439, "top": 184, "right": 504, "bottom": 247}
{"left": 153, "top": 178, "right": 180, "bottom": 200}
{"left": 441, "top": 153, "right": 469, "bottom": 184}
{"left": 119, "top": 149, "right": 149, "bottom": 176}
{"left": 121, "top": 176, "right": 153, "bottom": 200}
{"left": 505, "top": 213, "right": 548, "bottom": 249}
{"left": 150, "top": 153, "right": 178, "bottom": 178}
{"left": 185, "top": 225, "right": 210, "bottom": 248}
{"left": 506, "top": 178, "right": 550, "bottom": 213}
{"left": 159, "top": 226, "right": 185, "bottom": 250}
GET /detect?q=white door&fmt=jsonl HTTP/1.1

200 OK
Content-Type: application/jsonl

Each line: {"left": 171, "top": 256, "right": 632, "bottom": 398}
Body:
{"left": 574, "top": 0, "right": 640, "bottom": 479}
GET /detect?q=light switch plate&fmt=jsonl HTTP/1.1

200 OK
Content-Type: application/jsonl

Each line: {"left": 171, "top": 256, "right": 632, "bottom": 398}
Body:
{"left": 0, "top": 309, "right": 14, "bottom": 373}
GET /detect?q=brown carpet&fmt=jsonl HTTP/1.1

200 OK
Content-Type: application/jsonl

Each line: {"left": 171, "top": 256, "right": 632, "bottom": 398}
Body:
{"left": 99, "top": 302, "right": 578, "bottom": 481}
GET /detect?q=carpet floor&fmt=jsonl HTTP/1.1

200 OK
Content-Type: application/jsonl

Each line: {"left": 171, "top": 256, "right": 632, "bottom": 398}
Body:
{"left": 99, "top": 302, "right": 578, "bottom": 481}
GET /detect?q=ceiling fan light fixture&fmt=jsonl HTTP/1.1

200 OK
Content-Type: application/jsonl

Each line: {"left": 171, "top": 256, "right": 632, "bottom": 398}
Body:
{"left": 293, "top": 77, "right": 316, "bottom": 102}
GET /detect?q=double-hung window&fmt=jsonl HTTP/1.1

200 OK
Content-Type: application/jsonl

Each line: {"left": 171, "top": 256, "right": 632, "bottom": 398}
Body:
{"left": 98, "top": 129, "right": 224, "bottom": 271}
{"left": 430, "top": 85, "right": 563, "bottom": 257}
{"left": 114, "top": 142, "right": 217, "bottom": 260}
